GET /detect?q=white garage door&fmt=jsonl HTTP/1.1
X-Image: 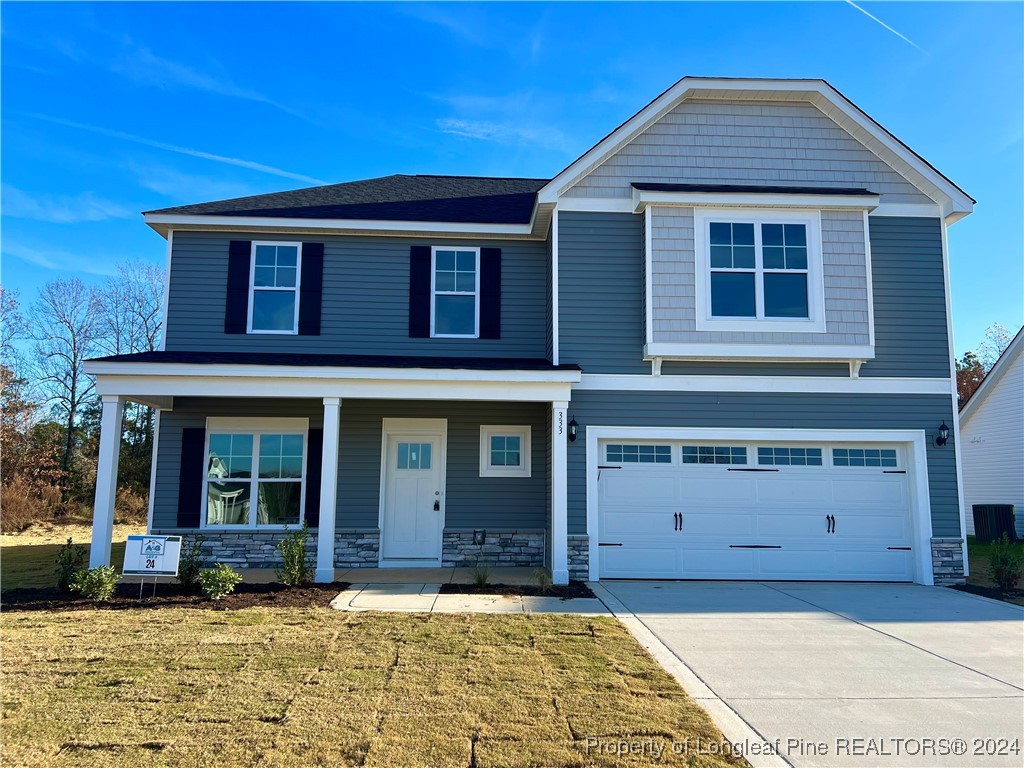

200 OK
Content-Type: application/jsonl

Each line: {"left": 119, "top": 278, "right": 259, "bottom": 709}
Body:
{"left": 597, "top": 440, "right": 915, "bottom": 581}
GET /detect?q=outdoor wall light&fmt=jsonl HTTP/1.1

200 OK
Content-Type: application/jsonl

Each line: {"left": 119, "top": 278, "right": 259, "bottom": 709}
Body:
{"left": 935, "top": 422, "right": 950, "bottom": 447}
{"left": 568, "top": 417, "right": 578, "bottom": 442}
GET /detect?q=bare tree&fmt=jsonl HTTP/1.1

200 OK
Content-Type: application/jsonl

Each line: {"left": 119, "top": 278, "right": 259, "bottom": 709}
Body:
{"left": 0, "top": 286, "right": 28, "bottom": 371}
{"left": 96, "top": 260, "right": 164, "bottom": 356}
{"left": 31, "top": 278, "right": 103, "bottom": 486}
{"left": 978, "top": 322, "right": 1014, "bottom": 371}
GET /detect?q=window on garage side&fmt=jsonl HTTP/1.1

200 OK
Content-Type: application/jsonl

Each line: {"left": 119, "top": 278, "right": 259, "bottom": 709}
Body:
{"left": 758, "top": 447, "right": 823, "bottom": 466}
{"left": 606, "top": 444, "right": 672, "bottom": 464}
{"left": 832, "top": 448, "right": 898, "bottom": 467}
{"left": 681, "top": 446, "right": 747, "bottom": 465}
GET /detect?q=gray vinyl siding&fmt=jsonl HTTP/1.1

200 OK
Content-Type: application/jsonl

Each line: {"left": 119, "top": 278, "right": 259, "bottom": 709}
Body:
{"left": 860, "top": 217, "right": 950, "bottom": 377}
{"left": 564, "top": 100, "right": 933, "bottom": 206}
{"left": 558, "top": 212, "right": 647, "bottom": 373}
{"left": 152, "top": 398, "right": 547, "bottom": 532}
{"left": 649, "top": 206, "right": 871, "bottom": 346}
{"left": 164, "top": 231, "right": 548, "bottom": 358}
{"left": 566, "top": 391, "right": 960, "bottom": 537}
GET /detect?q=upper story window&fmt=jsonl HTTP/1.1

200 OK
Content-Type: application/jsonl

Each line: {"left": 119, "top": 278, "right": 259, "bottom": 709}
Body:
{"left": 694, "top": 209, "right": 825, "bottom": 334}
{"left": 249, "top": 242, "right": 301, "bottom": 334}
{"left": 431, "top": 246, "right": 479, "bottom": 337}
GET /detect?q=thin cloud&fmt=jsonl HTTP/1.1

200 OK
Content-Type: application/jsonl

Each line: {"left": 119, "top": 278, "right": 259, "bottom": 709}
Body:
{"left": 845, "top": 1, "right": 927, "bottom": 53}
{"left": 1, "top": 184, "right": 133, "bottom": 223}
{"left": 1, "top": 242, "right": 119, "bottom": 277}
{"left": 22, "top": 113, "right": 327, "bottom": 185}
{"left": 129, "top": 164, "right": 256, "bottom": 203}
{"left": 113, "top": 44, "right": 310, "bottom": 123}
{"left": 437, "top": 117, "right": 574, "bottom": 153}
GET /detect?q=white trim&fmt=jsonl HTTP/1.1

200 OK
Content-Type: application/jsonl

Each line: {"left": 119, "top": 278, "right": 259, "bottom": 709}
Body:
{"left": 872, "top": 203, "right": 943, "bottom": 218}
{"left": 551, "top": 401, "right": 569, "bottom": 584}
{"left": 693, "top": 208, "right": 825, "bottom": 333}
{"left": 574, "top": 373, "right": 953, "bottom": 395}
{"left": 378, "top": 418, "right": 448, "bottom": 567}
{"left": 551, "top": 208, "right": 560, "bottom": 365}
{"left": 940, "top": 220, "right": 970, "bottom": 573}
{"left": 145, "top": 409, "right": 162, "bottom": 533}
{"left": 247, "top": 241, "right": 301, "bottom": 335}
{"left": 158, "top": 230, "right": 172, "bottom": 351}
{"left": 643, "top": 342, "right": 873, "bottom": 361}
{"left": 643, "top": 206, "right": 654, "bottom": 347}
{"left": 89, "top": 395, "right": 125, "bottom": 568}
{"left": 145, "top": 213, "right": 535, "bottom": 238}
{"left": 537, "top": 78, "right": 973, "bottom": 222}
{"left": 430, "top": 245, "right": 480, "bottom": 339}
{"left": 634, "top": 189, "right": 880, "bottom": 212}
{"left": 316, "top": 397, "right": 341, "bottom": 583}
{"left": 862, "top": 209, "right": 877, "bottom": 349}
{"left": 554, "top": 198, "right": 944, "bottom": 219}
{"left": 201, "top": 417, "right": 310, "bottom": 531}
{"left": 959, "top": 328, "right": 1024, "bottom": 424}
{"left": 479, "top": 425, "right": 532, "bottom": 478}
{"left": 584, "top": 425, "right": 935, "bottom": 585}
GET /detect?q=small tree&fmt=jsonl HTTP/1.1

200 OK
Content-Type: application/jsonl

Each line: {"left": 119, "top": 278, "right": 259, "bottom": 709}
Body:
{"left": 275, "top": 523, "right": 313, "bottom": 587}
{"left": 956, "top": 351, "right": 986, "bottom": 407}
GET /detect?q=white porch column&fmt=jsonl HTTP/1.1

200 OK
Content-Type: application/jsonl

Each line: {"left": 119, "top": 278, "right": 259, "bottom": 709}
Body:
{"left": 551, "top": 400, "right": 570, "bottom": 585}
{"left": 316, "top": 397, "right": 341, "bottom": 583}
{"left": 89, "top": 395, "right": 125, "bottom": 568}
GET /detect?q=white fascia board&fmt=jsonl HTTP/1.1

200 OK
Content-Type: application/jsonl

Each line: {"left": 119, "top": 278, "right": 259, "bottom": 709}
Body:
{"left": 959, "top": 327, "right": 1024, "bottom": 425}
{"left": 575, "top": 373, "right": 953, "bottom": 395}
{"left": 90, "top": 372, "right": 576, "bottom": 403}
{"left": 539, "top": 77, "right": 972, "bottom": 221}
{"left": 643, "top": 342, "right": 875, "bottom": 361}
{"left": 632, "top": 188, "right": 880, "bottom": 212}
{"left": 144, "top": 213, "right": 536, "bottom": 239}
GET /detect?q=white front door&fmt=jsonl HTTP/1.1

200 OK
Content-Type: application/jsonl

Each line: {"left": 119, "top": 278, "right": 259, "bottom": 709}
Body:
{"left": 380, "top": 425, "right": 445, "bottom": 564}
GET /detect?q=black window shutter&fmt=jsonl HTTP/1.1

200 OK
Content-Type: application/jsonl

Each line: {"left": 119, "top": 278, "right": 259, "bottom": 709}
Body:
{"left": 409, "top": 245, "right": 432, "bottom": 337}
{"left": 225, "top": 241, "right": 251, "bottom": 334}
{"left": 304, "top": 428, "right": 324, "bottom": 529}
{"left": 298, "top": 243, "right": 324, "bottom": 336}
{"left": 177, "top": 427, "right": 206, "bottom": 528}
{"left": 480, "top": 247, "right": 502, "bottom": 339}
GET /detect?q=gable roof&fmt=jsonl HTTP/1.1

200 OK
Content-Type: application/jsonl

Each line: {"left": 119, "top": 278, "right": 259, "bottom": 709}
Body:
{"left": 146, "top": 174, "right": 548, "bottom": 224}
{"left": 537, "top": 77, "right": 974, "bottom": 223}
{"left": 960, "top": 326, "right": 1024, "bottom": 423}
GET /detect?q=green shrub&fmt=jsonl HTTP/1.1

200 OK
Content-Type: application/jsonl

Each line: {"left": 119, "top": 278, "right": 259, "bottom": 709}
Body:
{"left": 990, "top": 533, "right": 1024, "bottom": 591}
{"left": 275, "top": 523, "right": 313, "bottom": 587}
{"left": 70, "top": 566, "right": 119, "bottom": 601}
{"left": 55, "top": 537, "right": 87, "bottom": 593}
{"left": 177, "top": 536, "right": 206, "bottom": 592}
{"left": 199, "top": 563, "right": 243, "bottom": 600}
{"left": 531, "top": 567, "right": 553, "bottom": 594}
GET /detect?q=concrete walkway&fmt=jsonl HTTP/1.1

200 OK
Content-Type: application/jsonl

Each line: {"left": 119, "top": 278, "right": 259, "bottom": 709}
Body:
{"left": 600, "top": 581, "right": 1024, "bottom": 768}
{"left": 331, "top": 582, "right": 609, "bottom": 615}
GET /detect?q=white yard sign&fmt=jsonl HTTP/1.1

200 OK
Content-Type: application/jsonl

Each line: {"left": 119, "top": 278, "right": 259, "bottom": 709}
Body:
{"left": 122, "top": 535, "right": 182, "bottom": 577}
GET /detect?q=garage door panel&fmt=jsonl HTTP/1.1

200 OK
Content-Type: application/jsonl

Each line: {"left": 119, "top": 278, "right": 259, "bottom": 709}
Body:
{"left": 596, "top": 438, "right": 915, "bottom": 583}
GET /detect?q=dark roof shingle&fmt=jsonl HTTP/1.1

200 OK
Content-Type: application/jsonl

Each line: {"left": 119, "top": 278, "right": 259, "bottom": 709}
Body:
{"left": 146, "top": 174, "right": 549, "bottom": 224}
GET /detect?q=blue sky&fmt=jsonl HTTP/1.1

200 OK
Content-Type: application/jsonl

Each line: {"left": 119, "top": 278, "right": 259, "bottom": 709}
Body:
{"left": 2, "top": 1, "right": 1021, "bottom": 356}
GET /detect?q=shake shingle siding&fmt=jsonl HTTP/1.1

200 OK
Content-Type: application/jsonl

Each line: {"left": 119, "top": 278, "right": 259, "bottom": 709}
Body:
{"left": 164, "top": 231, "right": 548, "bottom": 358}
{"left": 565, "top": 391, "right": 961, "bottom": 537}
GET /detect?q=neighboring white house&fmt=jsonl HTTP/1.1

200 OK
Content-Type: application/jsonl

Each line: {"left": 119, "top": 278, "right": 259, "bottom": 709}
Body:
{"left": 960, "top": 326, "right": 1024, "bottom": 537}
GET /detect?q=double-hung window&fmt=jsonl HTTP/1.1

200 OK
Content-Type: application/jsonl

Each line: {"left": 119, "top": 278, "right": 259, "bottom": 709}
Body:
{"left": 431, "top": 246, "right": 479, "bottom": 337}
{"left": 695, "top": 209, "right": 824, "bottom": 333}
{"left": 204, "top": 419, "right": 307, "bottom": 528}
{"left": 249, "top": 242, "right": 301, "bottom": 333}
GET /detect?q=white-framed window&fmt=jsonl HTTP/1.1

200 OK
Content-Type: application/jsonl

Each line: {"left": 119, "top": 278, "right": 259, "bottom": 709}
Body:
{"left": 203, "top": 418, "right": 308, "bottom": 528}
{"left": 479, "top": 425, "right": 531, "bottom": 477}
{"left": 758, "top": 446, "right": 824, "bottom": 466}
{"left": 832, "top": 447, "right": 899, "bottom": 468}
{"left": 248, "top": 241, "right": 301, "bottom": 334}
{"left": 693, "top": 208, "right": 825, "bottom": 333}
{"left": 431, "top": 246, "right": 479, "bottom": 338}
{"left": 681, "top": 445, "right": 748, "bottom": 465}
{"left": 606, "top": 444, "right": 673, "bottom": 464}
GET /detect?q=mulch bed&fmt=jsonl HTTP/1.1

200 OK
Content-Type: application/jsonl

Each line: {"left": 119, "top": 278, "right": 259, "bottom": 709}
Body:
{"left": 950, "top": 582, "right": 1024, "bottom": 605}
{"left": 439, "top": 581, "right": 595, "bottom": 599}
{"left": 0, "top": 582, "right": 349, "bottom": 612}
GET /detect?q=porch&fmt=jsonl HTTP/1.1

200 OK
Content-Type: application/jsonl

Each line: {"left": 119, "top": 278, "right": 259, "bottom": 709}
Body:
{"left": 82, "top": 353, "right": 581, "bottom": 584}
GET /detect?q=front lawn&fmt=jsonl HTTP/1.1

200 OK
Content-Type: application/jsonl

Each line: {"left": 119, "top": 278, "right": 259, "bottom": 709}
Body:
{"left": 1, "top": 609, "right": 744, "bottom": 768}
{"left": 965, "top": 536, "right": 1024, "bottom": 607}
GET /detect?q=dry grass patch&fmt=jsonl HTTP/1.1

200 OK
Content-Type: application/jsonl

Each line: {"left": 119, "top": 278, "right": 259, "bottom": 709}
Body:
{"left": 2, "top": 608, "right": 745, "bottom": 768}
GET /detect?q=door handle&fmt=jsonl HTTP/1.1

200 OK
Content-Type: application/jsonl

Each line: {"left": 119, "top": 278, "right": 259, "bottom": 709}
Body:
{"left": 825, "top": 514, "right": 836, "bottom": 534}
{"left": 677, "top": 513, "right": 683, "bottom": 533}
{"left": 832, "top": 515, "right": 836, "bottom": 534}
{"left": 433, "top": 500, "right": 440, "bottom": 511}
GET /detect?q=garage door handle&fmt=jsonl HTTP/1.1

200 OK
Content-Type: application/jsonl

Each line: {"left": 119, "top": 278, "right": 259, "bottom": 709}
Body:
{"left": 727, "top": 468, "right": 779, "bottom": 472}
{"left": 673, "top": 512, "right": 682, "bottom": 532}
{"left": 826, "top": 514, "right": 835, "bottom": 534}
{"left": 729, "top": 545, "right": 782, "bottom": 549}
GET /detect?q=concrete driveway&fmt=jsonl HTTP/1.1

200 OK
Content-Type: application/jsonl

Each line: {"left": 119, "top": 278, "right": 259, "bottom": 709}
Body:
{"left": 600, "top": 582, "right": 1024, "bottom": 767}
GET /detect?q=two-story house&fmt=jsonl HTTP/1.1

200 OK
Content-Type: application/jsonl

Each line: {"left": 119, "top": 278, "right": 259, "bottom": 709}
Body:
{"left": 85, "top": 77, "right": 974, "bottom": 586}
